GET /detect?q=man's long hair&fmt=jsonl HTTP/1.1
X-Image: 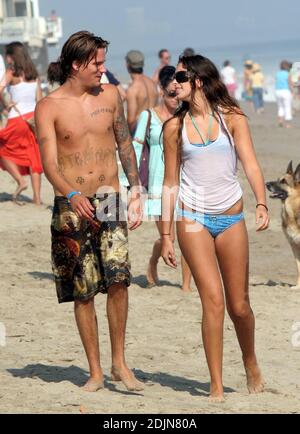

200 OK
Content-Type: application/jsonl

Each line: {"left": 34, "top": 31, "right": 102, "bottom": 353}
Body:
{"left": 47, "top": 30, "right": 109, "bottom": 85}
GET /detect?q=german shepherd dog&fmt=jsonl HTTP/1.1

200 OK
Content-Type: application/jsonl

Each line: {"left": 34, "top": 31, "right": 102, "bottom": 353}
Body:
{"left": 266, "top": 161, "right": 300, "bottom": 289}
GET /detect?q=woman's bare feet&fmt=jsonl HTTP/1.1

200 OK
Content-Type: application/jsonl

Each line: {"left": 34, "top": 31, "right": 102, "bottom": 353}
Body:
{"left": 209, "top": 384, "right": 225, "bottom": 403}
{"left": 209, "top": 394, "right": 226, "bottom": 403}
{"left": 32, "top": 198, "right": 43, "bottom": 206}
{"left": 181, "top": 285, "right": 192, "bottom": 293}
{"left": 146, "top": 258, "right": 159, "bottom": 287}
{"left": 244, "top": 360, "right": 265, "bottom": 394}
{"left": 81, "top": 376, "right": 104, "bottom": 392}
{"left": 111, "top": 366, "right": 144, "bottom": 391}
{"left": 12, "top": 180, "right": 28, "bottom": 204}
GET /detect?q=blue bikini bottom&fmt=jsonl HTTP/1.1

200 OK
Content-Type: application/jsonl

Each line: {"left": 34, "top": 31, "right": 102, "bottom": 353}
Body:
{"left": 176, "top": 208, "right": 244, "bottom": 238}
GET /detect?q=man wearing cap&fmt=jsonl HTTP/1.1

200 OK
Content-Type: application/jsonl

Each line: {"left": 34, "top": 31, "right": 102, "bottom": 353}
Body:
{"left": 125, "top": 50, "right": 158, "bottom": 134}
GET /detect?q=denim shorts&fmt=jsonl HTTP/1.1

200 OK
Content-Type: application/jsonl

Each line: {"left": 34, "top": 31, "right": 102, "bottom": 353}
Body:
{"left": 177, "top": 207, "right": 244, "bottom": 238}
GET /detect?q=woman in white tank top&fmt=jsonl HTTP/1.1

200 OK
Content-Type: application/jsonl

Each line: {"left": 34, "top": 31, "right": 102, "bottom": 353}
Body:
{"left": 0, "top": 42, "right": 43, "bottom": 204}
{"left": 161, "top": 55, "right": 269, "bottom": 402}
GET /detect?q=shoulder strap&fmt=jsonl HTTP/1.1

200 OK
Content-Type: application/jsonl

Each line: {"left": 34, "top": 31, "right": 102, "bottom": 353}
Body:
{"left": 217, "top": 111, "right": 234, "bottom": 147}
{"left": 143, "top": 109, "right": 152, "bottom": 146}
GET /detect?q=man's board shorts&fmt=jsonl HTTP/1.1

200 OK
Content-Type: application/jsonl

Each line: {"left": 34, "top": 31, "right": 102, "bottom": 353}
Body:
{"left": 51, "top": 193, "right": 131, "bottom": 304}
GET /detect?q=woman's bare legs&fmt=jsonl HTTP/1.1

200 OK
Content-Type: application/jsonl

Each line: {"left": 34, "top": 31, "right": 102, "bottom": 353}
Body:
{"left": 177, "top": 218, "right": 225, "bottom": 401}
{"left": 147, "top": 218, "right": 193, "bottom": 290}
{"left": 215, "top": 220, "right": 264, "bottom": 394}
{"left": 181, "top": 254, "right": 192, "bottom": 292}
{"left": 30, "top": 170, "right": 42, "bottom": 205}
{"left": 0, "top": 157, "right": 28, "bottom": 201}
{"left": 146, "top": 218, "right": 163, "bottom": 286}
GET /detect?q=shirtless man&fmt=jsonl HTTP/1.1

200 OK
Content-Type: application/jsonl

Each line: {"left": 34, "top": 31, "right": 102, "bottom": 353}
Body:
{"left": 152, "top": 49, "right": 171, "bottom": 86}
{"left": 125, "top": 50, "right": 158, "bottom": 134}
{"left": 35, "top": 31, "right": 143, "bottom": 392}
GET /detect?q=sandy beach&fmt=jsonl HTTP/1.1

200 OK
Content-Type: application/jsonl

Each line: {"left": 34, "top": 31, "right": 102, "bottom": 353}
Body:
{"left": 0, "top": 102, "right": 300, "bottom": 414}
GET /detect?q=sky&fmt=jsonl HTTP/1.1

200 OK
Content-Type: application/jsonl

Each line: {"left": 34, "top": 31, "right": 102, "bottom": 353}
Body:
{"left": 40, "top": 0, "right": 300, "bottom": 58}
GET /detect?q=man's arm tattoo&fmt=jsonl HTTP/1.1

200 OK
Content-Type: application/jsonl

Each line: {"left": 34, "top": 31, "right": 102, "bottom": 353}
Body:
{"left": 118, "top": 142, "right": 140, "bottom": 187}
{"left": 113, "top": 96, "right": 131, "bottom": 144}
{"left": 113, "top": 95, "right": 140, "bottom": 187}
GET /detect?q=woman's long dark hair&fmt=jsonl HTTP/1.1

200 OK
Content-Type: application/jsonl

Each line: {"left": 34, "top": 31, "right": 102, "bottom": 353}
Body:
{"left": 6, "top": 42, "right": 38, "bottom": 81}
{"left": 163, "top": 55, "right": 244, "bottom": 157}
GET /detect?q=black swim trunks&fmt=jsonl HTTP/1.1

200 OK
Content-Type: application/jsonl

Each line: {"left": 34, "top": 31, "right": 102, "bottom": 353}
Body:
{"left": 51, "top": 193, "right": 131, "bottom": 304}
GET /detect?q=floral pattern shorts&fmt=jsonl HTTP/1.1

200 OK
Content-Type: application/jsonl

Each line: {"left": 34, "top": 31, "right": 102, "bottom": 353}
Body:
{"left": 51, "top": 193, "right": 131, "bottom": 304}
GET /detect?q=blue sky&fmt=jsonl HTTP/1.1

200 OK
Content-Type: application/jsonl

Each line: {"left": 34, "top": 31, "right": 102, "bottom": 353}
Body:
{"left": 40, "top": 0, "right": 300, "bottom": 57}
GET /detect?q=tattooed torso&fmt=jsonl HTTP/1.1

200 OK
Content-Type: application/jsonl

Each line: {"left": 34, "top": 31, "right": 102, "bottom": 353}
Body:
{"left": 47, "top": 86, "right": 121, "bottom": 196}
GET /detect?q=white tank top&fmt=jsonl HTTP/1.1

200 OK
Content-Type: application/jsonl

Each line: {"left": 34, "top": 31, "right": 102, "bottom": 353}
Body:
{"left": 179, "top": 112, "right": 243, "bottom": 214}
{"left": 8, "top": 81, "right": 37, "bottom": 119}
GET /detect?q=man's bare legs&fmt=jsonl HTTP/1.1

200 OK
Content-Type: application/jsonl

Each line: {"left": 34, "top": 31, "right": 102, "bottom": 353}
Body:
{"left": 74, "top": 298, "right": 104, "bottom": 392}
{"left": 215, "top": 220, "right": 264, "bottom": 394}
{"left": 30, "top": 170, "right": 42, "bottom": 205}
{"left": 0, "top": 157, "right": 28, "bottom": 201}
{"left": 107, "top": 283, "right": 144, "bottom": 391}
{"left": 147, "top": 217, "right": 193, "bottom": 291}
{"left": 177, "top": 218, "right": 225, "bottom": 402}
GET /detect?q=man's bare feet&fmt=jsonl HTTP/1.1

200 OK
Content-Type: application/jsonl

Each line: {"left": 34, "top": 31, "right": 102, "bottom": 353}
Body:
{"left": 111, "top": 366, "right": 144, "bottom": 391}
{"left": 146, "top": 258, "right": 159, "bottom": 287}
{"left": 81, "top": 376, "right": 104, "bottom": 392}
{"left": 244, "top": 361, "right": 265, "bottom": 394}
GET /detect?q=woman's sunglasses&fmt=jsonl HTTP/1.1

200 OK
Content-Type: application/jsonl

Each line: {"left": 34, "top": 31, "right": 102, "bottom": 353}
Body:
{"left": 174, "top": 71, "right": 190, "bottom": 83}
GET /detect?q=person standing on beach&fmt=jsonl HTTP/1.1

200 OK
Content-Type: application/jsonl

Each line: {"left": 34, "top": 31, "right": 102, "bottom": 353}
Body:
{"left": 0, "top": 53, "right": 6, "bottom": 127}
{"left": 0, "top": 42, "right": 43, "bottom": 204}
{"left": 221, "top": 60, "right": 237, "bottom": 98}
{"left": 152, "top": 49, "right": 171, "bottom": 86}
{"left": 275, "top": 60, "right": 293, "bottom": 128}
{"left": 251, "top": 63, "right": 265, "bottom": 114}
{"left": 133, "top": 65, "right": 192, "bottom": 291}
{"left": 181, "top": 48, "right": 196, "bottom": 58}
{"left": 243, "top": 60, "right": 254, "bottom": 109}
{"left": 125, "top": 50, "right": 158, "bottom": 135}
{"left": 161, "top": 55, "right": 269, "bottom": 402}
{"left": 35, "top": 31, "right": 144, "bottom": 392}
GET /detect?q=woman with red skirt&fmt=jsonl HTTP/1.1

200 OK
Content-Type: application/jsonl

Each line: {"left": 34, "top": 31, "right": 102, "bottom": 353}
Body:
{"left": 0, "top": 42, "right": 43, "bottom": 204}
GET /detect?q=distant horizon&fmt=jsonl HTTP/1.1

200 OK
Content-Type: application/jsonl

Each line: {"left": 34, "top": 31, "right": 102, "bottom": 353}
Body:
{"left": 40, "top": 0, "right": 300, "bottom": 59}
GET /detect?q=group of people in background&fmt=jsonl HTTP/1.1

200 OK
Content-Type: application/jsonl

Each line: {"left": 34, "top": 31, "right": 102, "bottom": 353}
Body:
{"left": 241, "top": 58, "right": 300, "bottom": 127}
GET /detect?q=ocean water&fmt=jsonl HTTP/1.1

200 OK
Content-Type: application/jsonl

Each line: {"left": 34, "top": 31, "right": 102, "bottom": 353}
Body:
{"left": 105, "top": 38, "right": 300, "bottom": 102}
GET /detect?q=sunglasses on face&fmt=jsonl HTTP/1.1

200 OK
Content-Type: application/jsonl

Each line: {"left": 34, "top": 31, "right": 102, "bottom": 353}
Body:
{"left": 164, "top": 89, "right": 177, "bottom": 98}
{"left": 175, "top": 71, "right": 190, "bottom": 83}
